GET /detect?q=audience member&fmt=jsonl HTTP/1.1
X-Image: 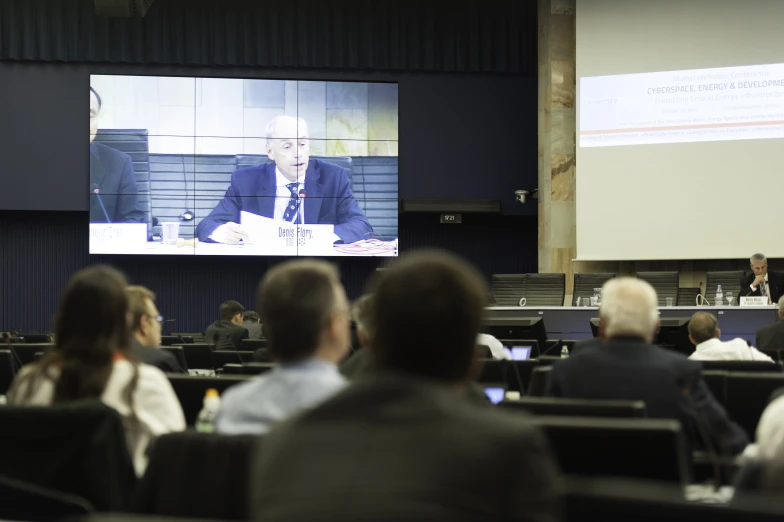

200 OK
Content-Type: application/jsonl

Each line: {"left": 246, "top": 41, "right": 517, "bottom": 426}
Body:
{"left": 205, "top": 300, "right": 249, "bottom": 350}
{"left": 252, "top": 250, "right": 562, "bottom": 522}
{"left": 125, "top": 285, "right": 187, "bottom": 373}
{"left": 688, "top": 311, "right": 773, "bottom": 362}
{"left": 243, "top": 311, "right": 263, "bottom": 340}
{"left": 215, "top": 260, "right": 349, "bottom": 435}
{"left": 8, "top": 266, "right": 185, "bottom": 476}
{"left": 754, "top": 390, "right": 784, "bottom": 461}
{"left": 339, "top": 294, "right": 375, "bottom": 378}
{"left": 546, "top": 277, "right": 748, "bottom": 455}
{"left": 756, "top": 296, "right": 784, "bottom": 354}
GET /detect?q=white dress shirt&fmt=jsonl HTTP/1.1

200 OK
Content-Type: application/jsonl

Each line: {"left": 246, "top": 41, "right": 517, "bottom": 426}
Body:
{"left": 477, "top": 333, "right": 511, "bottom": 360}
{"left": 755, "top": 394, "right": 784, "bottom": 459}
{"left": 9, "top": 360, "right": 186, "bottom": 476}
{"left": 688, "top": 337, "right": 774, "bottom": 362}
{"left": 274, "top": 167, "right": 305, "bottom": 223}
{"left": 272, "top": 167, "right": 340, "bottom": 242}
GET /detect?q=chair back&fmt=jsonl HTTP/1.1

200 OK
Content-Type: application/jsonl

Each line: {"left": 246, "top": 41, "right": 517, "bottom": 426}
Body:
{"left": 699, "top": 360, "right": 782, "bottom": 373}
{"left": 135, "top": 432, "right": 255, "bottom": 520}
{"left": 636, "top": 271, "right": 679, "bottom": 307}
{"left": 501, "top": 397, "right": 646, "bottom": 419}
{"left": 0, "top": 401, "right": 136, "bottom": 511}
{"left": 528, "top": 366, "right": 553, "bottom": 396}
{"left": 177, "top": 344, "right": 213, "bottom": 370}
{"left": 573, "top": 273, "right": 615, "bottom": 306}
{"left": 725, "top": 372, "right": 784, "bottom": 440}
{"left": 490, "top": 274, "right": 527, "bottom": 306}
{"left": 160, "top": 346, "right": 188, "bottom": 371}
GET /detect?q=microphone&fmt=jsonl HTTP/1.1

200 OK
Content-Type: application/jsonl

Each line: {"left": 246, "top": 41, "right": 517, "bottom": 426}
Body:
{"left": 91, "top": 183, "right": 112, "bottom": 223}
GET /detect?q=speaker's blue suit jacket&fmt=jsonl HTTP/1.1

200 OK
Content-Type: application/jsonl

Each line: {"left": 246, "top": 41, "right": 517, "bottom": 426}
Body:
{"left": 195, "top": 159, "right": 373, "bottom": 244}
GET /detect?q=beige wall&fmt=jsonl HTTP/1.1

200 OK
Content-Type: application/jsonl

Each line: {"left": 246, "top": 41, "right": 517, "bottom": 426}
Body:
{"left": 537, "top": 0, "right": 778, "bottom": 302}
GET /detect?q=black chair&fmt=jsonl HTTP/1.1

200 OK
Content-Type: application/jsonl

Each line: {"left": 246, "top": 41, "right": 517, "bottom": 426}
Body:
{"left": 699, "top": 360, "right": 782, "bottom": 373}
{"left": 160, "top": 336, "right": 184, "bottom": 346}
{"left": 221, "top": 364, "right": 245, "bottom": 375}
{"left": 530, "top": 417, "right": 690, "bottom": 484}
{"left": 0, "top": 350, "right": 16, "bottom": 394}
{"left": 501, "top": 397, "right": 646, "bottom": 419}
{"left": 17, "top": 334, "right": 53, "bottom": 344}
{"left": 166, "top": 374, "right": 252, "bottom": 426}
{"left": 705, "top": 270, "right": 745, "bottom": 303}
{"left": 573, "top": 273, "right": 615, "bottom": 306}
{"left": 222, "top": 363, "right": 275, "bottom": 376}
{"left": 636, "top": 271, "right": 679, "bottom": 307}
{"left": 725, "top": 372, "right": 784, "bottom": 441}
{"left": 525, "top": 273, "right": 566, "bottom": 306}
{"left": 211, "top": 350, "right": 246, "bottom": 369}
{"left": 565, "top": 476, "right": 784, "bottom": 521}
{"left": 528, "top": 366, "right": 552, "bottom": 397}
{"left": 135, "top": 432, "right": 255, "bottom": 520}
{"left": 11, "top": 343, "right": 52, "bottom": 366}
{"left": 0, "top": 474, "right": 94, "bottom": 521}
{"left": 490, "top": 274, "right": 527, "bottom": 306}
{"left": 177, "top": 344, "right": 213, "bottom": 371}
{"left": 477, "top": 360, "right": 525, "bottom": 394}
{"left": 241, "top": 339, "right": 268, "bottom": 351}
{"left": 701, "top": 370, "right": 728, "bottom": 405}
{"left": 159, "top": 346, "right": 188, "bottom": 372}
{"left": 0, "top": 401, "right": 136, "bottom": 511}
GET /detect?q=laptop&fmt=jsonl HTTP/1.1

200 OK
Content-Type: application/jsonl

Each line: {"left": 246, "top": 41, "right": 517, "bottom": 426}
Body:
{"left": 482, "top": 384, "right": 507, "bottom": 405}
{"left": 503, "top": 346, "right": 532, "bottom": 361}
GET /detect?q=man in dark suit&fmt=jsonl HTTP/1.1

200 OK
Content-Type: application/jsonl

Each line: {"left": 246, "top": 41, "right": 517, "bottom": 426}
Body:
{"left": 125, "top": 286, "right": 186, "bottom": 373}
{"left": 739, "top": 253, "right": 784, "bottom": 304}
{"left": 205, "top": 300, "right": 249, "bottom": 350}
{"left": 757, "top": 296, "right": 784, "bottom": 353}
{"left": 194, "top": 115, "right": 372, "bottom": 245}
{"left": 252, "top": 250, "right": 562, "bottom": 522}
{"left": 546, "top": 277, "right": 748, "bottom": 456}
{"left": 242, "top": 311, "right": 263, "bottom": 340}
{"left": 89, "top": 86, "right": 145, "bottom": 224}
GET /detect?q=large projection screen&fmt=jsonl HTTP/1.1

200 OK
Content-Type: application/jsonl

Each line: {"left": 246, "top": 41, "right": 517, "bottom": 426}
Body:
{"left": 576, "top": 0, "right": 784, "bottom": 261}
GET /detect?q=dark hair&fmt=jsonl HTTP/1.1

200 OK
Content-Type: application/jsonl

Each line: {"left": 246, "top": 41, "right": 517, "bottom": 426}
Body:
{"left": 257, "top": 260, "right": 343, "bottom": 363}
{"left": 11, "top": 265, "right": 138, "bottom": 405}
{"left": 220, "top": 300, "right": 244, "bottom": 321}
{"left": 243, "top": 311, "right": 260, "bottom": 323}
{"left": 90, "top": 86, "right": 102, "bottom": 110}
{"left": 372, "top": 250, "right": 487, "bottom": 382}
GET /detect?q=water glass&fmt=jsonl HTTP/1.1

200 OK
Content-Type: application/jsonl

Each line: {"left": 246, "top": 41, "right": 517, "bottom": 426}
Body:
{"left": 666, "top": 297, "right": 674, "bottom": 307}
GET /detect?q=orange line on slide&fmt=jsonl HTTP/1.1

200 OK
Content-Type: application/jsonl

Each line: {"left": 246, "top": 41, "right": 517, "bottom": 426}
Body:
{"left": 580, "top": 119, "right": 784, "bottom": 135}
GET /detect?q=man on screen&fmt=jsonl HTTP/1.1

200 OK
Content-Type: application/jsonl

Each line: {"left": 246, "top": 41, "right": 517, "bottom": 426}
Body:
{"left": 195, "top": 116, "right": 373, "bottom": 244}
{"left": 89, "top": 86, "right": 145, "bottom": 224}
{"left": 739, "top": 253, "right": 784, "bottom": 304}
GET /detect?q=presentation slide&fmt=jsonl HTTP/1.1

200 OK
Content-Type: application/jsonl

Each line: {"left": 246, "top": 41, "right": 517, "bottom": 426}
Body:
{"left": 88, "top": 75, "right": 398, "bottom": 257}
{"left": 581, "top": 62, "right": 784, "bottom": 148}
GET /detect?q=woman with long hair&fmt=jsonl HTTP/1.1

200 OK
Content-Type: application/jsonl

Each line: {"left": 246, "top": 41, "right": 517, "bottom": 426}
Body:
{"left": 8, "top": 265, "right": 185, "bottom": 476}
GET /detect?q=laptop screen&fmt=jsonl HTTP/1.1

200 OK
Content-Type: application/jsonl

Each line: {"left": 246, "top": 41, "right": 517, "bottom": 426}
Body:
{"left": 483, "top": 387, "right": 506, "bottom": 405}
{"left": 503, "top": 346, "right": 532, "bottom": 360}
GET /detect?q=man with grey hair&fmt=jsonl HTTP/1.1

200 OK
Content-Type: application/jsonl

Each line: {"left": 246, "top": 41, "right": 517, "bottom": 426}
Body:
{"left": 546, "top": 277, "right": 748, "bottom": 455}
{"left": 688, "top": 311, "right": 773, "bottom": 362}
{"left": 756, "top": 296, "right": 784, "bottom": 354}
{"left": 740, "top": 253, "right": 784, "bottom": 304}
{"left": 195, "top": 115, "right": 372, "bottom": 244}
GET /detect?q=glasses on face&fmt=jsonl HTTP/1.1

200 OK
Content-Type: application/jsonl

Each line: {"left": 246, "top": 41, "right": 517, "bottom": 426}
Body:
{"left": 145, "top": 314, "right": 164, "bottom": 323}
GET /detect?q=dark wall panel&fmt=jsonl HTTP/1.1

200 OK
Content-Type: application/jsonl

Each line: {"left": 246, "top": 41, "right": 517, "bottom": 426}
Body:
{"left": 0, "top": 210, "right": 536, "bottom": 333}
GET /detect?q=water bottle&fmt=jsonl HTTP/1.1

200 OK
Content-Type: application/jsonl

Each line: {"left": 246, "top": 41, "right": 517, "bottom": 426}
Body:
{"left": 561, "top": 346, "right": 569, "bottom": 359}
{"left": 715, "top": 285, "right": 723, "bottom": 307}
{"left": 195, "top": 388, "right": 221, "bottom": 434}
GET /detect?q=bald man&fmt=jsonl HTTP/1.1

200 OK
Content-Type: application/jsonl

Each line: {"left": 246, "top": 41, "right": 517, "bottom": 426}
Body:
{"left": 687, "top": 311, "right": 773, "bottom": 362}
{"left": 195, "top": 116, "right": 373, "bottom": 244}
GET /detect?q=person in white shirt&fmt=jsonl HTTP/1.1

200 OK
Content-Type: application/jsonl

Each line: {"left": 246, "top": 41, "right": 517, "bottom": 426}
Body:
{"left": 687, "top": 311, "right": 774, "bottom": 362}
{"left": 7, "top": 265, "right": 185, "bottom": 477}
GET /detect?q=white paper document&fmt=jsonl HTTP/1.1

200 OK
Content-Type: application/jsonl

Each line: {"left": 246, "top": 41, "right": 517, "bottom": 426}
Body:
{"left": 240, "top": 211, "right": 336, "bottom": 256}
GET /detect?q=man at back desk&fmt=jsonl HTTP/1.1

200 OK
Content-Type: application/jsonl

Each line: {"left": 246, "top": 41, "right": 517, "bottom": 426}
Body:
{"left": 194, "top": 115, "right": 373, "bottom": 245}
{"left": 740, "top": 253, "right": 784, "bottom": 304}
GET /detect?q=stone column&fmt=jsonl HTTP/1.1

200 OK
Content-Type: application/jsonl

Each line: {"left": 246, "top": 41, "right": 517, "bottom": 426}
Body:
{"left": 538, "top": 0, "right": 576, "bottom": 300}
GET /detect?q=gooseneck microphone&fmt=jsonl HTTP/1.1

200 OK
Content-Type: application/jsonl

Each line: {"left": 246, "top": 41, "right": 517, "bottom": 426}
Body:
{"left": 91, "top": 183, "right": 112, "bottom": 223}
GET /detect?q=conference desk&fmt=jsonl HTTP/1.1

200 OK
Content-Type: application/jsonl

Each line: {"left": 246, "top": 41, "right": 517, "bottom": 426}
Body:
{"left": 485, "top": 306, "right": 778, "bottom": 343}
{"left": 89, "top": 239, "right": 398, "bottom": 257}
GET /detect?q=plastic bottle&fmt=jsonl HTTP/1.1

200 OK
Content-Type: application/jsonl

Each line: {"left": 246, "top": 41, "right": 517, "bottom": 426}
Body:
{"left": 195, "top": 388, "right": 221, "bottom": 433}
{"left": 560, "top": 346, "right": 569, "bottom": 358}
{"left": 715, "top": 285, "right": 723, "bottom": 307}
